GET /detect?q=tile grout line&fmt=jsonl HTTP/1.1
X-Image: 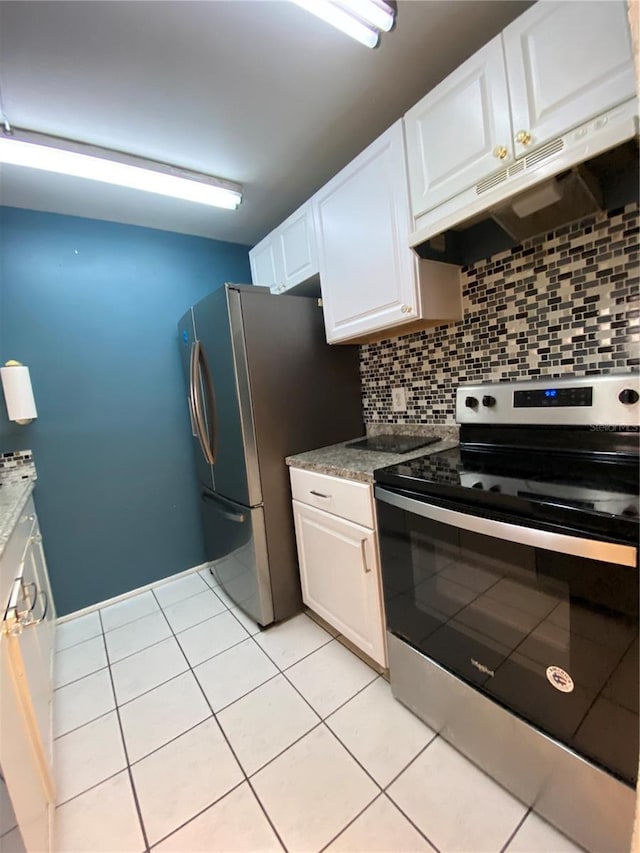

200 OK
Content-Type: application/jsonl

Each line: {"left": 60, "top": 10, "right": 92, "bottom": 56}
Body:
{"left": 499, "top": 806, "right": 532, "bottom": 853}
{"left": 317, "top": 791, "right": 385, "bottom": 853}
{"left": 147, "top": 779, "right": 248, "bottom": 850}
{"left": 98, "top": 578, "right": 215, "bottom": 634}
{"left": 381, "top": 732, "right": 439, "bottom": 791}
{"left": 149, "top": 587, "right": 290, "bottom": 853}
{"left": 98, "top": 608, "right": 152, "bottom": 853}
{"left": 60, "top": 597, "right": 447, "bottom": 853}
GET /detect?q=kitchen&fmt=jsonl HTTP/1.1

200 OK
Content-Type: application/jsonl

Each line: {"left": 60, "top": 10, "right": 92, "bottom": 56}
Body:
{"left": 0, "top": 1, "right": 638, "bottom": 851}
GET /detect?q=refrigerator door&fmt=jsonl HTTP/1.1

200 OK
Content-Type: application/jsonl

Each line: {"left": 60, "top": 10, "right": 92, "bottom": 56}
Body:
{"left": 178, "top": 307, "right": 214, "bottom": 491}
{"left": 200, "top": 489, "right": 273, "bottom": 625}
{"left": 192, "top": 287, "right": 260, "bottom": 507}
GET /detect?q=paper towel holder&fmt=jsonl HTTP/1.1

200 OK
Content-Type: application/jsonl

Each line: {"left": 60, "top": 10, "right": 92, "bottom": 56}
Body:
{"left": 0, "top": 360, "right": 38, "bottom": 425}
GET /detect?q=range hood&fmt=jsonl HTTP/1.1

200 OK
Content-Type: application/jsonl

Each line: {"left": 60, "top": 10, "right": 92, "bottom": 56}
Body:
{"left": 412, "top": 98, "right": 639, "bottom": 267}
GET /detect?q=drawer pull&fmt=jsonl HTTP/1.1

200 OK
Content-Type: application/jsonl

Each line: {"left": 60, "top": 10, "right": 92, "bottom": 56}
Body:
{"left": 361, "top": 539, "right": 371, "bottom": 573}
{"left": 310, "top": 490, "right": 331, "bottom": 499}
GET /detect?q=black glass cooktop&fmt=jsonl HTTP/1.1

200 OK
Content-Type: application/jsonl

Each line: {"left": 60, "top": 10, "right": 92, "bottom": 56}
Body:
{"left": 375, "top": 444, "right": 640, "bottom": 544}
{"left": 346, "top": 434, "right": 441, "bottom": 454}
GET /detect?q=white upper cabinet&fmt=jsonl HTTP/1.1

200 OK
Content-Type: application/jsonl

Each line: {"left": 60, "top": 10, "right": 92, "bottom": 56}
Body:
{"left": 315, "top": 121, "right": 460, "bottom": 343}
{"left": 249, "top": 200, "right": 317, "bottom": 294}
{"left": 249, "top": 236, "right": 282, "bottom": 290}
{"left": 404, "top": 36, "right": 513, "bottom": 219}
{"left": 503, "top": 1, "right": 635, "bottom": 160}
{"left": 404, "top": 0, "right": 636, "bottom": 231}
{"left": 278, "top": 201, "right": 317, "bottom": 291}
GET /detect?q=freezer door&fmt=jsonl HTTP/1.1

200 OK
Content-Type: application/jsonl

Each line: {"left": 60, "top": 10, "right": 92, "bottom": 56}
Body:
{"left": 178, "top": 307, "right": 214, "bottom": 491}
{"left": 200, "top": 489, "right": 274, "bottom": 626}
{"left": 192, "top": 287, "right": 257, "bottom": 507}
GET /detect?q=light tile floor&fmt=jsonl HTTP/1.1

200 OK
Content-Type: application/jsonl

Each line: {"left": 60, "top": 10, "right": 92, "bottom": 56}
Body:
{"left": 53, "top": 568, "right": 585, "bottom": 852}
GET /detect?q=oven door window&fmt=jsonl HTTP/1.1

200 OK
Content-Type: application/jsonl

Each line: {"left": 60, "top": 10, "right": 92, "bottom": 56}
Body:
{"left": 377, "top": 496, "right": 638, "bottom": 786}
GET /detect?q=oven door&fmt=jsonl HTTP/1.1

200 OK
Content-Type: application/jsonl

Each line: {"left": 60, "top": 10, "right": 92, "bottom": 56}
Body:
{"left": 375, "top": 486, "right": 639, "bottom": 785}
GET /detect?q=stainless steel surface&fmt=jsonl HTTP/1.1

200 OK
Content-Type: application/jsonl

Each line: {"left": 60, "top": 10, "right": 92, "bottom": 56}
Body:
{"left": 235, "top": 284, "right": 363, "bottom": 621}
{"left": 201, "top": 489, "right": 273, "bottom": 626}
{"left": 196, "top": 340, "right": 218, "bottom": 464}
{"left": 190, "top": 341, "right": 215, "bottom": 465}
{"left": 178, "top": 307, "right": 213, "bottom": 491}
{"left": 456, "top": 372, "right": 640, "bottom": 426}
{"left": 387, "top": 631, "right": 635, "bottom": 853}
{"left": 227, "top": 286, "right": 263, "bottom": 508}
{"left": 180, "top": 284, "right": 363, "bottom": 624}
{"left": 187, "top": 395, "right": 197, "bottom": 437}
{"left": 375, "top": 485, "right": 637, "bottom": 567}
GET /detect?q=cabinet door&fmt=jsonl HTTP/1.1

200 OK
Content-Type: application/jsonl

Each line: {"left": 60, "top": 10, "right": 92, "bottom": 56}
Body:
{"left": 315, "top": 121, "right": 418, "bottom": 343}
{"left": 249, "top": 236, "right": 283, "bottom": 289}
{"left": 278, "top": 201, "right": 318, "bottom": 291}
{"left": 404, "top": 35, "right": 513, "bottom": 218}
{"left": 293, "top": 500, "right": 386, "bottom": 666}
{"left": 504, "top": 0, "right": 635, "bottom": 159}
{"left": 1, "top": 636, "right": 51, "bottom": 853}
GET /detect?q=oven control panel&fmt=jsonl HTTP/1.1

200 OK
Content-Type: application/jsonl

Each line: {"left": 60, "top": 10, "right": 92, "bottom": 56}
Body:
{"left": 514, "top": 386, "right": 593, "bottom": 408}
{"left": 456, "top": 373, "right": 640, "bottom": 426}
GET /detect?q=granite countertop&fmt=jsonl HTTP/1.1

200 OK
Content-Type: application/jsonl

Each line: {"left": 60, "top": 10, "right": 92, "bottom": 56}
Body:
{"left": 0, "top": 478, "right": 36, "bottom": 560}
{"left": 286, "top": 425, "right": 458, "bottom": 483}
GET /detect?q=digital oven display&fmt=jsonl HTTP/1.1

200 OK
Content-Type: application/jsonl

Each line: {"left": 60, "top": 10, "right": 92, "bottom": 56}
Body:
{"left": 513, "top": 387, "right": 593, "bottom": 407}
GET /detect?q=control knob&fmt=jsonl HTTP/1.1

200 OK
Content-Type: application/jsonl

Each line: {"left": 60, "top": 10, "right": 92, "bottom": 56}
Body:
{"left": 465, "top": 396, "right": 478, "bottom": 409}
{"left": 482, "top": 395, "right": 496, "bottom": 408}
{"left": 618, "top": 389, "right": 639, "bottom": 405}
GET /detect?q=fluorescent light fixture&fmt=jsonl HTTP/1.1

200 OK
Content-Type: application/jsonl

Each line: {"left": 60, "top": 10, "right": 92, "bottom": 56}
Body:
{"left": 0, "top": 127, "right": 243, "bottom": 210}
{"left": 340, "top": 0, "right": 394, "bottom": 32}
{"left": 291, "top": 0, "right": 395, "bottom": 48}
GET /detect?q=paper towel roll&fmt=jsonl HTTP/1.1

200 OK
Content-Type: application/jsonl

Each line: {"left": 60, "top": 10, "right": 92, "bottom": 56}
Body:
{"left": 0, "top": 364, "right": 38, "bottom": 423}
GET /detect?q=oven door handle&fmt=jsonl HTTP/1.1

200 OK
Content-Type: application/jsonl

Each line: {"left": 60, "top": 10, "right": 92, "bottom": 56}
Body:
{"left": 374, "top": 487, "right": 637, "bottom": 568}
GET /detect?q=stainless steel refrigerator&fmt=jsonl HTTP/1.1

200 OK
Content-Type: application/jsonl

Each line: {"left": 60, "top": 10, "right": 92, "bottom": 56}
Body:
{"left": 178, "top": 284, "right": 363, "bottom": 626}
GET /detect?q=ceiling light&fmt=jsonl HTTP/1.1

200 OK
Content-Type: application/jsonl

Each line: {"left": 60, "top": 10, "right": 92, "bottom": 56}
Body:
{"left": 291, "top": 0, "right": 395, "bottom": 48}
{"left": 339, "top": 0, "right": 394, "bottom": 32}
{"left": 0, "top": 127, "right": 243, "bottom": 210}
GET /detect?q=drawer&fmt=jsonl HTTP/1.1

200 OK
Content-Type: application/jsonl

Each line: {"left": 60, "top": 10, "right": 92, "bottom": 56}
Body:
{"left": 290, "top": 467, "right": 374, "bottom": 528}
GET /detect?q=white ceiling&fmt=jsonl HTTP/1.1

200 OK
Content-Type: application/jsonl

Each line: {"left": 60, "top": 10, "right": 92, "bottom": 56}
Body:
{"left": 0, "top": 0, "right": 532, "bottom": 246}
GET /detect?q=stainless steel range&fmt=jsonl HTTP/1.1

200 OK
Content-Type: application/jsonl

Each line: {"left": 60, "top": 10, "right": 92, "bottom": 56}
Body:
{"left": 374, "top": 374, "right": 639, "bottom": 853}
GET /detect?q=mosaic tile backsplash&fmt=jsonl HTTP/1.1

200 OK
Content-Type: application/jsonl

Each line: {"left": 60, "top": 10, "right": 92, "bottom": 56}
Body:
{"left": 360, "top": 203, "right": 639, "bottom": 424}
{"left": 0, "top": 450, "right": 36, "bottom": 483}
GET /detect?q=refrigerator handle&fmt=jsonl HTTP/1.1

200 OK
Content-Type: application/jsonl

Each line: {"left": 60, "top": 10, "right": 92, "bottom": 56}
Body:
{"left": 196, "top": 340, "right": 218, "bottom": 464}
{"left": 190, "top": 341, "right": 215, "bottom": 465}
{"left": 201, "top": 490, "right": 246, "bottom": 523}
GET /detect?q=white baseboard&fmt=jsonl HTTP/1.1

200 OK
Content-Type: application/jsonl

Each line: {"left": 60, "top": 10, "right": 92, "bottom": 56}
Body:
{"left": 56, "top": 562, "right": 213, "bottom": 624}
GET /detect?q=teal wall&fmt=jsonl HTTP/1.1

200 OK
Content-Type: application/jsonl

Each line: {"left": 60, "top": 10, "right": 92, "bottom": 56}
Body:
{"left": 0, "top": 207, "right": 251, "bottom": 616}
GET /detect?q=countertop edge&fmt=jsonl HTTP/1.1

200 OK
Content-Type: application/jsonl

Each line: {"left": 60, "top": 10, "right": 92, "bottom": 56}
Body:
{"left": 286, "top": 437, "right": 459, "bottom": 484}
{"left": 0, "top": 479, "right": 36, "bottom": 560}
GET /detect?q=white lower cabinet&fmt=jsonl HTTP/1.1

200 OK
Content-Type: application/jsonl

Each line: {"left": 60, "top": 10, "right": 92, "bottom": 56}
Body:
{"left": 290, "top": 469, "right": 386, "bottom": 666}
{"left": 1, "top": 497, "right": 56, "bottom": 853}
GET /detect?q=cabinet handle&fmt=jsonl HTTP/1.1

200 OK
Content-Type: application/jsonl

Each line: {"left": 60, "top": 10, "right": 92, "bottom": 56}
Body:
{"left": 494, "top": 145, "right": 508, "bottom": 160}
{"left": 401, "top": 305, "right": 413, "bottom": 314}
{"left": 515, "top": 130, "right": 532, "bottom": 146}
{"left": 310, "top": 490, "right": 331, "bottom": 499}
{"left": 361, "top": 539, "right": 371, "bottom": 573}
{"left": 21, "top": 514, "right": 35, "bottom": 523}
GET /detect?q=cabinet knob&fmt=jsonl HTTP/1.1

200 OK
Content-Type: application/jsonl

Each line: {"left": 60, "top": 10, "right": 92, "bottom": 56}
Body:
{"left": 515, "top": 130, "right": 532, "bottom": 146}
{"left": 30, "top": 533, "right": 43, "bottom": 544}
{"left": 494, "top": 145, "right": 508, "bottom": 160}
{"left": 401, "top": 304, "right": 413, "bottom": 314}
